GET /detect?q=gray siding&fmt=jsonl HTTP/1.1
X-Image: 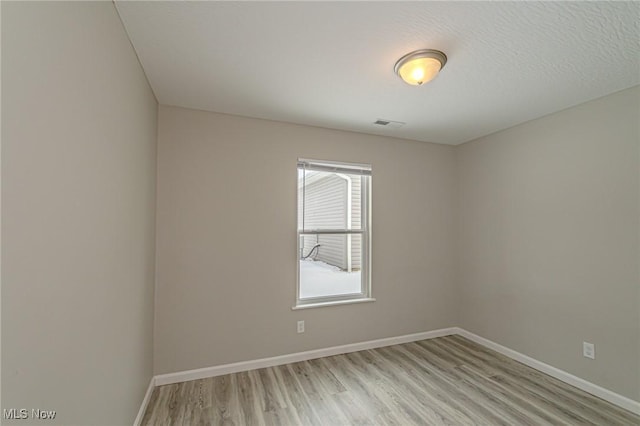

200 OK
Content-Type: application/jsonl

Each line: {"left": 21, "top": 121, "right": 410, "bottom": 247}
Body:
{"left": 350, "top": 176, "right": 362, "bottom": 271}
{"left": 301, "top": 174, "right": 347, "bottom": 229}
{"left": 298, "top": 172, "right": 364, "bottom": 271}
{"left": 299, "top": 173, "right": 348, "bottom": 269}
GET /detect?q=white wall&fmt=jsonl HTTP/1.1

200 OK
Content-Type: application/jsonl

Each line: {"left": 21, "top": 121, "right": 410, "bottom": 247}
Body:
{"left": 2, "top": 2, "right": 157, "bottom": 424}
{"left": 154, "top": 105, "right": 456, "bottom": 375}
{"left": 456, "top": 86, "right": 640, "bottom": 401}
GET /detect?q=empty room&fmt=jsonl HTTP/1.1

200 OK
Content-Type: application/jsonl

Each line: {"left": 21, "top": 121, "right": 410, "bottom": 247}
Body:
{"left": 2, "top": 1, "right": 639, "bottom": 425}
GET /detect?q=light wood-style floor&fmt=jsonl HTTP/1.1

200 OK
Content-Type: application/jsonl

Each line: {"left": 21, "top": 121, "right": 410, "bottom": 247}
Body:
{"left": 142, "top": 335, "right": 639, "bottom": 425}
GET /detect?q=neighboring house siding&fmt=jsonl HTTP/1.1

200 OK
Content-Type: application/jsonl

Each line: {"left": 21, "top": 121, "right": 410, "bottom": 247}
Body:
{"left": 299, "top": 174, "right": 348, "bottom": 269}
{"left": 309, "top": 234, "right": 348, "bottom": 269}
{"left": 350, "top": 176, "right": 362, "bottom": 271}
{"left": 299, "top": 172, "right": 362, "bottom": 271}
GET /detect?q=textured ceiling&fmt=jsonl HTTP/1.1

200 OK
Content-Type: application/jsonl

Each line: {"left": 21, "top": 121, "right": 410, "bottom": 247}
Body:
{"left": 115, "top": 1, "right": 640, "bottom": 145}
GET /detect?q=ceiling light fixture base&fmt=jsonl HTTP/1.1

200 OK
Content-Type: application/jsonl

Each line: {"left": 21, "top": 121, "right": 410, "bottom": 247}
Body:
{"left": 394, "top": 49, "right": 447, "bottom": 86}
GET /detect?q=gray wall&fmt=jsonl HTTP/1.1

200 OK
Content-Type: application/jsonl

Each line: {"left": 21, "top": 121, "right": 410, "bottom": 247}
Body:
{"left": 155, "top": 105, "right": 456, "bottom": 375}
{"left": 2, "top": 2, "right": 637, "bottom": 418}
{"left": 456, "top": 86, "right": 640, "bottom": 401}
{"left": 2, "top": 2, "right": 157, "bottom": 424}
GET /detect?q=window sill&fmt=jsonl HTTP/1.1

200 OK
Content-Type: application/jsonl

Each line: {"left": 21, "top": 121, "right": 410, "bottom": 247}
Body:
{"left": 292, "top": 297, "right": 376, "bottom": 310}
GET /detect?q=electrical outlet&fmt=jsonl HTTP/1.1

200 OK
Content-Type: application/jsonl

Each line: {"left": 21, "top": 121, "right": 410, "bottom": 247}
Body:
{"left": 297, "top": 320, "right": 305, "bottom": 333}
{"left": 583, "top": 342, "right": 595, "bottom": 359}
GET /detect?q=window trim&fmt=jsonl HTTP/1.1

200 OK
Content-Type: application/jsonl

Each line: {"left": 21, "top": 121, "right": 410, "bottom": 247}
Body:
{"left": 295, "top": 159, "right": 372, "bottom": 308}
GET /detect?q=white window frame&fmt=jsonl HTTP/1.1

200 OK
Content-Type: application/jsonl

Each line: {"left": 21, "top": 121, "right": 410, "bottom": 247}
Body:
{"left": 294, "top": 158, "right": 374, "bottom": 309}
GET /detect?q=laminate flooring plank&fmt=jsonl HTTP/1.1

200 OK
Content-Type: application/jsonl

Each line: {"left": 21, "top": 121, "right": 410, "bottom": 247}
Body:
{"left": 436, "top": 344, "right": 588, "bottom": 424}
{"left": 346, "top": 350, "right": 451, "bottom": 426}
{"left": 265, "top": 366, "right": 306, "bottom": 426}
{"left": 254, "top": 367, "right": 287, "bottom": 413}
{"left": 140, "top": 384, "right": 162, "bottom": 426}
{"left": 272, "top": 364, "right": 324, "bottom": 426}
{"left": 488, "top": 367, "right": 632, "bottom": 425}
{"left": 288, "top": 361, "right": 324, "bottom": 397}
{"left": 236, "top": 371, "right": 265, "bottom": 426}
{"left": 304, "top": 358, "right": 348, "bottom": 395}
{"left": 387, "top": 344, "right": 496, "bottom": 424}
{"left": 330, "top": 390, "right": 376, "bottom": 425}
{"left": 487, "top": 373, "right": 595, "bottom": 425}
{"left": 443, "top": 336, "right": 552, "bottom": 383}
{"left": 142, "top": 336, "right": 640, "bottom": 425}
{"left": 211, "top": 374, "right": 243, "bottom": 425}
{"left": 446, "top": 337, "right": 636, "bottom": 425}
{"left": 352, "top": 348, "right": 469, "bottom": 425}
{"left": 177, "top": 383, "right": 197, "bottom": 426}
{"left": 164, "top": 383, "right": 185, "bottom": 425}
{"left": 182, "top": 379, "right": 212, "bottom": 419}
{"left": 457, "top": 365, "right": 576, "bottom": 425}
{"left": 262, "top": 406, "right": 300, "bottom": 426}
{"left": 438, "top": 339, "right": 608, "bottom": 424}
{"left": 321, "top": 354, "right": 394, "bottom": 420}
{"left": 341, "top": 351, "right": 423, "bottom": 424}
{"left": 370, "top": 347, "right": 473, "bottom": 425}
{"left": 397, "top": 343, "right": 519, "bottom": 425}
{"left": 446, "top": 336, "right": 638, "bottom": 425}
{"left": 427, "top": 338, "right": 501, "bottom": 378}
{"left": 184, "top": 405, "right": 222, "bottom": 426}
{"left": 383, "top": 345, "right": 508, "bottom": 426}
{"left": 296, "top": 361, "right": 353, "bottom": 426}
{"left": 308, "top": 356, "right": 378, "bottom": 425}
{"left": 453, "top": 364, "right": 556, "bottom": 426}
{"left": 284, "top": 361, "right": 351, "bottom": 424}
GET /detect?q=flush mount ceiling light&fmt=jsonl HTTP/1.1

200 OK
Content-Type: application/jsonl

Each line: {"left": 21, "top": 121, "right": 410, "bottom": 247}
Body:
{"left": 394, "top": 49, "right": 447, "bottom": 86}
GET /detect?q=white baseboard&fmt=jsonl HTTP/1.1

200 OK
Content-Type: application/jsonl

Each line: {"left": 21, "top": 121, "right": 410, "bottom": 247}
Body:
{"left": 154, "top": 327, "right": 457, "bottom": 386}
{"left": 142, "top": 327, "right": 639, "bottom": 418}
{"left": 133, "top": 376, "right": 156, "bottom": 426}
{"left": 454, "top": 328, "right": 640, "bottom": 415}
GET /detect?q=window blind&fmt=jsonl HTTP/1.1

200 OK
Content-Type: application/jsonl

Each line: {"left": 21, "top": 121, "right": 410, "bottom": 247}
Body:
{"left": 297, "top": 158, "right": 371, "bottom": 176}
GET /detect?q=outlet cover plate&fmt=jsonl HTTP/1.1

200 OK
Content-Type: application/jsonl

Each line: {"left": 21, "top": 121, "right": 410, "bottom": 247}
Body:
{"left": 583, "top": 342, "right": 595, "bottom": 359}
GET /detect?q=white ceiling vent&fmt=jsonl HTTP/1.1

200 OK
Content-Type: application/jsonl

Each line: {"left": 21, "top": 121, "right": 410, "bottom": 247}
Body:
{"left": 373, "top": 119, "right": 405, "bottom": 129}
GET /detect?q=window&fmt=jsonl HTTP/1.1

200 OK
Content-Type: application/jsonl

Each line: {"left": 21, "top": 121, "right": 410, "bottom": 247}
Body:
{"left": 296, "top": 158, "right": 372, "bottom": 308}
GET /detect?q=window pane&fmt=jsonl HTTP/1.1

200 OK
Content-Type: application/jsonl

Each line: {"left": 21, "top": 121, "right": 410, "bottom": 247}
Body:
{"left": 298, "top": 170, "right": 363, "bottom": 231}
{"left": 299, "top": 232, "right": 363, "bottom": 299}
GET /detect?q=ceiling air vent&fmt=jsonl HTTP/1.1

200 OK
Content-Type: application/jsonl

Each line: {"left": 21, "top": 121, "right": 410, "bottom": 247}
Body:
{"left": 373, "top": 119, "right": 405, "bottom": 129}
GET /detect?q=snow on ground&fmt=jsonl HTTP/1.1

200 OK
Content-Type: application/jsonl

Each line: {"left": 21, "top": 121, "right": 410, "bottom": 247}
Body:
{"left": 299, "top": 259, "right": 361, "bottom": 299}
